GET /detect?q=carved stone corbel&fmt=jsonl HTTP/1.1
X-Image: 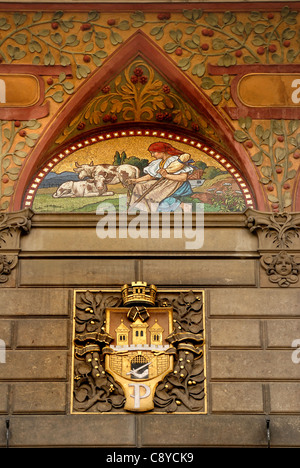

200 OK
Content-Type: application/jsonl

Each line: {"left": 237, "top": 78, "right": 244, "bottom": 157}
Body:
{"left": 245, "top": 209, "right": 300, "bottom": 250}
{"left": 0, "top": 209, "right": 34, "bottom": 285}
{"left": 0, "top": 209, "right": 34, "bottom": 250}
{"left": 0, "top": 254, "right": 18, "bottom": 283}
{"left": 245, "top": 209, "right": 300, "bottom": 287}
{"left": 261, "top": 251, "right": 300, "bottom": 288}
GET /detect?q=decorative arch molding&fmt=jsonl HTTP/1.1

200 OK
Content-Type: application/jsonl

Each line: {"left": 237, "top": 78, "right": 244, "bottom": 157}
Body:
{"left": 12, "top": 30, "right": 264, "bottom": 211}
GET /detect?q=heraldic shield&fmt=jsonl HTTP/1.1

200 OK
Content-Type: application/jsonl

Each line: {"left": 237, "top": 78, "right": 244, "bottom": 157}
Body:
{"left": 104, "top": 282, "right": 175, "bottom": 412}
{"left": 72, "top": 282, "right": 206, "bottom": 414}
{"left": 104, "top": 304, "right": 174, "bottom": 412}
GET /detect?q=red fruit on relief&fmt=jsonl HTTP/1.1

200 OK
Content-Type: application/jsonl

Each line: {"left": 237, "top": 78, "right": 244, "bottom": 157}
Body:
{"left": 257, "top": 46, "right": 265, "bottom": 55}
{"left": 81, "top": 23, "right": 91, "bottom": 31}
{"left": 201, "top": 43, "right": 209, "bottom": 51}
{"left": 268, "top": 44, "right": 277, "bottom": 53}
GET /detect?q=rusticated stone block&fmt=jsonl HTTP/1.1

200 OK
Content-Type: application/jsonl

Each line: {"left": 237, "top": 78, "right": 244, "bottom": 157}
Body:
{"left": 0, "top": 384, "right": 9, "bottom": 413}
{"left": 16, "top": 319, "right": 68, "bottom": 348}
{"left": 142, "top": 259, "right": 256, "bottom": 286}
{"left": 0, "top": 414, "right": 136, "bottom": 447}
{"left": 209, "top": 288, "right": 300, "bottom": 317}
{"left": 19, "top": 259, "right": 137, "bottom": 286}
{"left": 0, "top": 288, "right": 69, "bottom": 316}
{"left": 21, "top": 225, "right": 257, "bottom": 253}
{"left": 0, "top": 320, "right": 13, "bottom": 348}
{"left": 266, "top": 320, "right": 300, "bottom": 348}
{"left": 12, "top": 382, "right": 66, "bottom": 414}
{"left": 1, "top": 350, "right": 67, "bottom": 380}
{"left": 211, "top": 382, "right": 264, "bottom": 413}
{"left": 139, "top": 414, "right": 267, "bottom": 447}
{"left": 139, "top": 414, "right": 300, "bottom": 447}
{"left": 211, "top": 350, "right": 299, "bottom": 380}
{"left": 269, "top": 383, "right": 300, "bottom": 413}
{"left": 210, "top": 319, "right": 261, "bottom": 347}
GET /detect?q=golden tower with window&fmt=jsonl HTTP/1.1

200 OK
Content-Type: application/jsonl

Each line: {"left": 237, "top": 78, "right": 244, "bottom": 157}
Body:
{"left": 130, "top": 318, "right": 148, "bottom": 345}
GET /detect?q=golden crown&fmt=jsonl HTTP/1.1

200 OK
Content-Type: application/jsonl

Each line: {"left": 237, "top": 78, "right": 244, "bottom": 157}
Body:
{"left": 121, "top": 281, "right": 157, "bottom": 306}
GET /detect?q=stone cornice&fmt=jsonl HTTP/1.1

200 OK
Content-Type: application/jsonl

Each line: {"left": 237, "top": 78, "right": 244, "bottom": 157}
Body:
{"left": 29, "top": 211, "right": 247, "bottom": 228}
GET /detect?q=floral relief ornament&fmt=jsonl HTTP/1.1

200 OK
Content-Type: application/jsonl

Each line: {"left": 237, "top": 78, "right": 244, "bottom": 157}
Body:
{"left": 0, "top": 254, "right": 17, "bottom": 283}
{"left": 0, "top": 209, "right": 33, "bottom": 284}
{"left": 56, "top": 59, "right": 213, "bottom": 145}
{"left": 0, "top": 209, "right": 33, "bottom": 249}
{"left": 245, "top": 209, "right": 300, "bottom": 250}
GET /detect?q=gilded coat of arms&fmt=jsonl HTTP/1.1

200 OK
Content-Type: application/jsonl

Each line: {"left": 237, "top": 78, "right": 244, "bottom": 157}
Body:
{"left": 72, "top": 282, "right": 206, "bottom": 414}
{"left": 104, "top": 283, "right": 174, "bottom": 411}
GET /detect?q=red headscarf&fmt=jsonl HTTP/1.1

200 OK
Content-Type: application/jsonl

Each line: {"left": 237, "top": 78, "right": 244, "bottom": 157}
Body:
{"left": 148, "top": 142, "right": 183, "bottom": 156}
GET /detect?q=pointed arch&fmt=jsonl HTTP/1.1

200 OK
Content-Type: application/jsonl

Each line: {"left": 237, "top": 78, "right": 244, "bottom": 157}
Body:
{"left": 12, "top": 30, "right": 265, "bottom": 211}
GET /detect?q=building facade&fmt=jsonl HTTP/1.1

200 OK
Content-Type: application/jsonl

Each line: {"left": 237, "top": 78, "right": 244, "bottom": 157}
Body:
{"left": 0, "top": 0, "right": 300, "bottom": 448}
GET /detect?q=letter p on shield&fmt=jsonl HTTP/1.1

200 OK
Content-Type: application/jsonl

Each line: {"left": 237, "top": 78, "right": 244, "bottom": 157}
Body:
{"left": 128, "top": 383, "right": 151, "bottom": 410}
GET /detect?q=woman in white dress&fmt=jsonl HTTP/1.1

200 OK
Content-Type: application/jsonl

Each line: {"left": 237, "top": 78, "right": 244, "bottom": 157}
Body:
{"left": 128, "top": 142, "right": 194, "bottom": 212}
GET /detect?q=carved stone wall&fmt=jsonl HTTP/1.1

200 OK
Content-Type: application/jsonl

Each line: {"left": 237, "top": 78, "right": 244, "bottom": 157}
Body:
{"left": 0, "top": 211, "right": 300, "bottom": 447}
{"left": 72, "top": 288, "right": 205, "bottom": 414}
{"left": 0, "top": 209, "right": 33, "bottom": 286}
{"left": 0, "top": 0, "right": 300, "bottom": 450}
{"left": 245, "top": 209, "right": 300, "bottom": 287}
